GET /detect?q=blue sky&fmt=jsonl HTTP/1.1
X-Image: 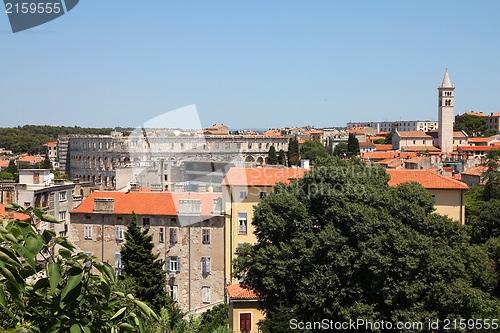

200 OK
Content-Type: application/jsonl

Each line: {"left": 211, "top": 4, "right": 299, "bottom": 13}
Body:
{"left": 1, "top": 1, "right": 500, "bottom": 129}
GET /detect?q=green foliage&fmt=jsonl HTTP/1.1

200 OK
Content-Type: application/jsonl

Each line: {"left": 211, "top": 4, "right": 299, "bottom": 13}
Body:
{"left": 0, "top": 126, "right": 115, "bottom": 155}
{"left": 484, "top": 128, "right": 499, "bottom": 137}
{"left": 454, "top": 114, "right": 488, "bottom": 137}
{"left": 347, "top": 133, "right": 360, "bottom": 157}
{"left": 373, "top": 138, "right": 385, "bottom": 144}
{"left": 471, "top": 200, "right": 500, "bottom": 244}
{"left": 465, "top": 186, "right": 485, "bottom": 222}
{"left": 483, "top": 149, "right": 500, "bottom": 201}
{"left": 51, "top": 169, "right": 69, "bottom": 181}
{"left": 0, "top": 172, "right": 14, "bottom": 181}
{"left": 0, "top": 204, "right": 156, "bottom": 332}
{"left": 385, "top": 131, "right": 395, "bottom": 144}
{"left": 267, "top": 146, "right": 278, "bottom": 165}
{"left": 120, "top": 213, "right": 181, "bottom": 324}
{"left": 332, "top": 142, "right": 348, "bottom": 157}
{"left": 277, "top": 149, "right": 286, "bottom": 166}
{"left": 198, "top": 303, "right": 229, "bottom": 333}
{"left": 6, "top": 160, "right": 17, "bottom": 176}
{"left": 286, "top": 139, "right": 300, "bottom": 166}
{"left": 40, "top": 155, "right": 52, "bottom": 170}
{"left": 299, "top": 141, "right": 327, "bottom": 164}
{"left": 234, "top": 157, "right": 500, "bottom": 328}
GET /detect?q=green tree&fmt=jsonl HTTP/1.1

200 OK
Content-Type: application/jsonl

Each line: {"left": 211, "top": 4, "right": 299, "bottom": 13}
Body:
{"left": 234, "top": 157, "right": 500, "bottom": 329}
{"left": 332, "top": 142, "right": 348, "bottom": 157}
{"left": 0, "top": 172, "right": 14, "bottom": 181}
{"left": 471, "top": 199, "right": 500, "bottom": 244}
{"left": 385, "top": 130, "right": 395, "bottom": 144}
{"left": 278, "top": 149, "right": 286, "bottom": 166}
{"left": 267, "top": 146, "right": 278, "bottom": 165}
{"left": 40, "top": 154, "right": 52, "bottom": 170}
{"left": 465, "top": 186, "right": 485, "bottom": 222}
{"left": 483, "top": 148, "right": 500, "bottom": 201}
{"left": 347, "top": 133, "right": 360, "bottom": 157}
{"left": 454, "top": 114, "right": 488, "bottom": 137}
{"left": 120, "top": 213, "right": 180, "bottom": 319}
{"left": 0, "top": 204, "right": 156, "bottom": 332}
{"left": 373, "top": 138, "right": 385, "bottom": 144}
{"left": 286, "top": 139, "right": 300, "bottom": 166}
{"left": 198, "top": 303, "right": 229, "bottom": 333}
{"left": 6, "top": 160, "right": 17, "bottom": 176}
{"left": 299, "top": 140, "right": 327, "bottom": 164}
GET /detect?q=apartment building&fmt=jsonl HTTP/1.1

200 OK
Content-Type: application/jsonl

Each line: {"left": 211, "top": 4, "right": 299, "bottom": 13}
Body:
{"left": 69, "top": 191, "right": 224, "bottom": 313}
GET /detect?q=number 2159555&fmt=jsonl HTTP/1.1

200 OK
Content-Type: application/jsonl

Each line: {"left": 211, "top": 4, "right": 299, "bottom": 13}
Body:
{"left": 5, "top": 2, "right": 62, "bottom": 14}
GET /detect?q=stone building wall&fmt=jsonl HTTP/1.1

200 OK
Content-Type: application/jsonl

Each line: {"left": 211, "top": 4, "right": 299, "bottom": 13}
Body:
{"left": 67, "top": 134, "right": 288, "bottom": 189}
{"left": 70, "top": 212, "right": 225, "bottom": 313}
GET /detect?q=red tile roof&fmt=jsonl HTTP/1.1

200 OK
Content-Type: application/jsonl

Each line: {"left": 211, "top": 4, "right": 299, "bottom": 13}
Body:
{"left": 0, "top": 203, "right": 30, "bottom": 221}
{"left": 453, "top": 131, "right": 468, "bottom": 138}
{"left": 362, "top": 151, "right": 416, "bottom": 160}
{"left": 458, "top": 146, "right": 494, "bottom": 152}
{"left": 17, "top": 155, "right": 42, "bottom": 162}
{"left": 465, "top": 111, "right": 488, "bottom": 117}
{"left": 347, "top": 127, "right": 366, "bottom": 133}
{"left": 359, "top": 142, "right": 376, "bottom": 148}
{"left": 42, "top": 142, "right": 57, "bottom": 147}
{"left": 461, "top": 166, "right": 488, "bottom": 176}
{"left": 492, "top": 113, "right": 500, "bottom": 117}
{"left": 468, "top": 137, "right": 496, "bottom": 143}
{"left": 70, "top": 192, "right": 221, "bottom": 215}
{"left": 0, "top": 161, "right": 9, "bottom": 168}
{"left": 386, "top": 170, "right": 468, "bottom": 190}
{"left": 375, "top": 144, "right": 393, "bottom": 151}
{"left": 221, "top": 168, "right": 308, "bottom": 186}
{"left": 226, "top": 284, "right": 259, "bottom": 299}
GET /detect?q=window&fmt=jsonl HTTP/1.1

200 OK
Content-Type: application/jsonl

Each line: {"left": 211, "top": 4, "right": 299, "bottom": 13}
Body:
{"left": 167, "top": 256, "right": 181, "bottom": 272}
{"left": 84, "top": 225, "right": 92, "bottom": 240}
{"left": 240, "top": 313, "right": 251, "bottom": 331}
{"left": 142, "top": 218, "right": 150, "bottom": 228}
{"left": 202, "top": 286, "right": 210, "bottom": 303}
{"left": 58, "top": 191, "right": 67, "bottom": 202}
{"left": 238, "top": 212, "right": 247, "bottom": 234}
{"left": 159, "top": 228, "right": 164, "bottom": 243}
{"left": 239, "top": 190, "right": 247, "bottom": 199}
{"left": 115, "top": 253, "right": 123, "bottom": 269}
{"left": 116, "top": 226, "right": 124, "bottom": 240}
{"left": 201, "top": 257, "right": 210, "bottom": 273}
{"left": 58, "top": 211, "right": 66, "bottom": 221}
{"left": 171, "top": 285, "right": 178, "bottom": 301}
{"left": 170, "top": 228, "right": 177, "bottom": 245}
{"left": 202, "top": 229, "right": 210, "bottom": 244}
{"left": 259, "top": 191, "right": 267, "bottom": 199}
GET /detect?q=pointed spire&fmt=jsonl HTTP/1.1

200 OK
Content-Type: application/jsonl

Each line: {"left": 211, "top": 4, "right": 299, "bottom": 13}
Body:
{"left": 441, "top": 68, "right": 452, "bottom": 88}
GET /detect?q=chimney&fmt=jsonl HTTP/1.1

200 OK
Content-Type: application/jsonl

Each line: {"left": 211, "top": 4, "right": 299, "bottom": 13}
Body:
{"left": 54, "top": 179, "right": 65, "bottom": 185}
{"left": 72, "top": 178, "right": 80, "bottom": 184}
{"left": 93, "top": 198, "right": 115, "bottom": 212}
{"left": 130, "top": 182, "right": 140, "bottom": 192}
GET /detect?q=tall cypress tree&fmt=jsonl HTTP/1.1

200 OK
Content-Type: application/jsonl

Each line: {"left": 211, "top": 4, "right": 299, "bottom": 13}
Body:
{"left": 120, "top": 212, "right": 172, "bottom": 313}
{"left": 347, "top": 133, "right": 360, "bottom": 157}
{"left": 267, "top": 146, "right": 278, "bottom": 165}
{"left": 6, "top": 159, "right": 18, "bottom": 182}
{"left": 41, "top": 154, "right": 53, "bottom": 169}
{"left": 278, "top": 149, "right": 286, "bottom": 165}
{"left": 287, "top": 139, "right": 300, "bottom": 166}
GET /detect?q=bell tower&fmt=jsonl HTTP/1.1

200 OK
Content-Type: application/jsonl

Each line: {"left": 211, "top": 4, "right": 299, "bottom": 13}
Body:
{"left": 438, "top": 68, "right": 454, "bottom": 153}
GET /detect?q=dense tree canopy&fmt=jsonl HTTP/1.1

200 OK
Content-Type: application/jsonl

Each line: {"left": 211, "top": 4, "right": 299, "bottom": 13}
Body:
{"left": 299, "top": 140, "right": 327, "bottom": 164}
{"left": 121, "top": 213, "right": 177, "bottom": 315}
{"left": 385, "top": 131, "right": 395, "bottom": 144}
{"left": 287, "top": 139, "right": 300, "bottom": 166}
{"left": 332, "top": 142, "right": 348, "bottom": 157}
{"left": 278, "top": 149, "right": 286, "bottom": 166}
{"left": 234, "top": 157, "right": 500, "bottom": 331}
{"left": 267, "top": 146, "right": 278, "bottom": 165}
{"left": 454, "top": 114, "right": 488, "bottom": 137}
{"left": 347, "top": 133, "right": 360, "bottom": 157}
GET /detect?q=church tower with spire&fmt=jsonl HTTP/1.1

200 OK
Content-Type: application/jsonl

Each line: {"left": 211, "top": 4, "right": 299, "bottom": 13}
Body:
{"left": 438, "top": 68, "right": 455, "bottom": 153}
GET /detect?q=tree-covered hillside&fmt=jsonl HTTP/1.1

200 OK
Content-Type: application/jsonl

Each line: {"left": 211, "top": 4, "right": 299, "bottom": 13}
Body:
{"left": 0, "top": 125, "right": 125, "bottom": 154}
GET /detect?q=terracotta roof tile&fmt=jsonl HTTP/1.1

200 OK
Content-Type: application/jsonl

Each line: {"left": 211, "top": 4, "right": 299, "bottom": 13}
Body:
{"left": 458, "top": 146, "right": 494, "bottom": 152}
{"left": 359, "top": 142, "right": 376, "bottom": 148}
{"left": 226, "top": 284, "right": 259, "bottom": 299}
{"left": 468, "top": 137, "right": 496, "bottom": 143}
{"left": 397, "top": 131, "right": 432, "bottom": 138}
{"left": 221, "top": 168, "right": 308, "bottom": 186}
{"left": 386, "top": 170, "right": 468, "bottom": 190}
{"left": 0, "top": 203, "right": 30, "bottom": 221}
{"left": 375, "top": 144, "right": 393, "bottom": 151}
{"left": 461, "top": 166, "right": 488, "bottom": 176}
{"left": 70, "top": 192, "right": 221, "bottom": 215}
